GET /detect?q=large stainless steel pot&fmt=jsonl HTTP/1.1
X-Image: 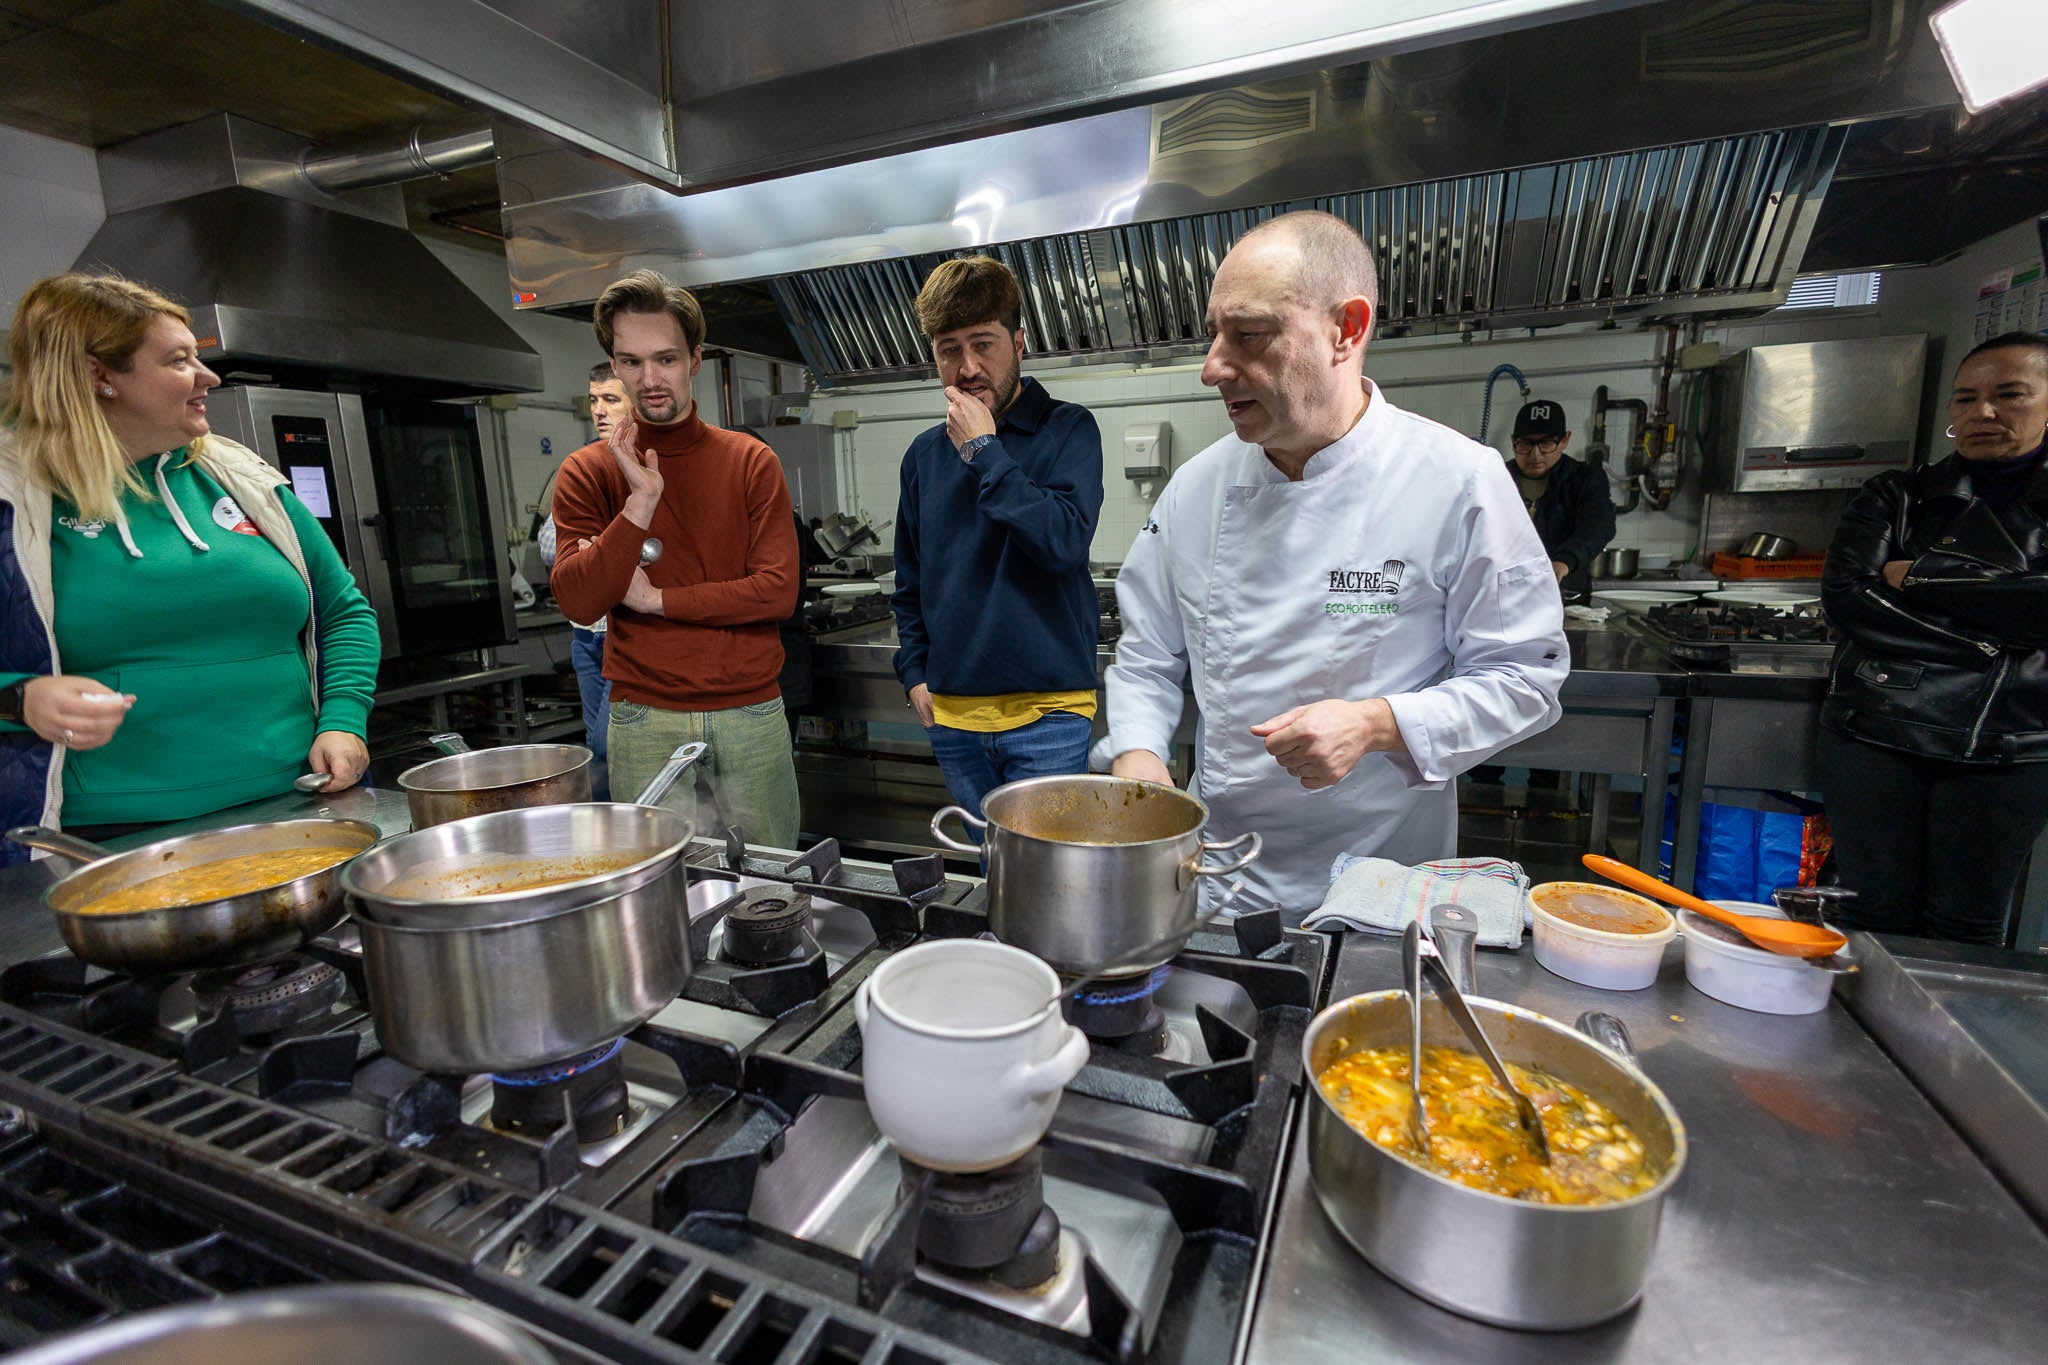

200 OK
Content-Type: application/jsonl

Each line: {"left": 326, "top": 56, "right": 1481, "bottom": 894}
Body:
{"left": 1592, "top": 547, "right": 1639, "bottom": 579}
{"left": 6, "top": 819, "right": 378, "bottom": 975}
{"left": 8, "top": 1285, "right": 554, "bottom": 1365}
{"left": 931, "top": 775, "right": 1260, "bottom": 979}
{"left": 1303, "top": 991, "right": 1686, "bottom": 1330}
{"left": 344, "top": 744, "right": 703, "bottom": 1074}
{"left": 397, "top": 731, "right": 593, "bottom": 830}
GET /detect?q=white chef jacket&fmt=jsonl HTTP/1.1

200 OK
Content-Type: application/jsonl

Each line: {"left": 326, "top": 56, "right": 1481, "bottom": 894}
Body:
{"left": 1105, "top": 381, "right": 1568, "bottom": 920}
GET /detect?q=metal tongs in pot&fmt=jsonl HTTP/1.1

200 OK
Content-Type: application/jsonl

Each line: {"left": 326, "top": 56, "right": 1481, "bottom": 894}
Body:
{"left": 1404, "top": 909, "right": 1552, "bottom": 1165}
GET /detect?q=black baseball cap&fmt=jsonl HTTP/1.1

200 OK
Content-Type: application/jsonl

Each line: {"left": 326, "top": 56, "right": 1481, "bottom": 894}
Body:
{"left": 1512, "top": 400, "right": 1568, "bottom": 440}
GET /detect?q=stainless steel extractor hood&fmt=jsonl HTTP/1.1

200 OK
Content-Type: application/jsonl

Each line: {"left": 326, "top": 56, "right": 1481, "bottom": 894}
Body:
{"left": 74, "top": 115, "right": 542, "bottom": 395}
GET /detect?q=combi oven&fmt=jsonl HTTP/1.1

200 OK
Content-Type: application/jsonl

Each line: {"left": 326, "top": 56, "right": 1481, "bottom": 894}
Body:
{"left": 208, "top": 387, "right": 517, "bottom": 659}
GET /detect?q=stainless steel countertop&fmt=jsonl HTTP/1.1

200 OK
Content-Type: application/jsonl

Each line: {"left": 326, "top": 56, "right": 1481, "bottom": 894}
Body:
{"left": 1243, "top": 931, "right": 2048, "bottom": 1363}
{"left": 812, "top": 622, "right": 1690, "bottom": 701}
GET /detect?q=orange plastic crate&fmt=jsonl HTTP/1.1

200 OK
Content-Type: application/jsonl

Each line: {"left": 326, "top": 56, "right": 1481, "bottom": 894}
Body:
{"left": 1709, "top": 552, "right": 1826, "bottom": 580}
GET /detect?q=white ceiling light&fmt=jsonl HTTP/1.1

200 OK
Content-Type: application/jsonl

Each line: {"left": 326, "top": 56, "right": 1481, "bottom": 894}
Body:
{"left": 1930, "top": 0, "right": 2048, "bottom": 113}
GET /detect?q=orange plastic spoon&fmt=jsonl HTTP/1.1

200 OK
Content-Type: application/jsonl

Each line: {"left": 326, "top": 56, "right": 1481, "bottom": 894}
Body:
{"left": 1580, "top": 854, "right": 1848, "bottom": 959}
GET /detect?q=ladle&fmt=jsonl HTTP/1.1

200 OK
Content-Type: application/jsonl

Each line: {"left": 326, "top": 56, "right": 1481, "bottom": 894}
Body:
{"left": 1581, "top": 854, "right": 1847, "bottom": 958}
{"left": 639, "top": 537, "right": 664, "bottom": 567}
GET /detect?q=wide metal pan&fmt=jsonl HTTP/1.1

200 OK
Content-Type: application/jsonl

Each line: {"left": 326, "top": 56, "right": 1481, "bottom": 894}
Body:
{"left": 1303, "top": 990, "right": 1687, "bottom": 1330}
{"left": 6, "top": 819, "right": 380, "bottom": 975}
{"left": 397, "top": 732, "right": 593, "bottom": 830}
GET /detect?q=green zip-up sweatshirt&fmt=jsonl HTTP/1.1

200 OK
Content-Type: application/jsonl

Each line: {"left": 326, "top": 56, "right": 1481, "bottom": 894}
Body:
{"left": 0, "top": 447, "right": 379, "bottom": 825}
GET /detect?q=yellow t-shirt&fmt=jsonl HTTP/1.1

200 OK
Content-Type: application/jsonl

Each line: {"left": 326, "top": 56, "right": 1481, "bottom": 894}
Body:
{"left": 930, "top": 689, "right": 1098, "bottom": 733}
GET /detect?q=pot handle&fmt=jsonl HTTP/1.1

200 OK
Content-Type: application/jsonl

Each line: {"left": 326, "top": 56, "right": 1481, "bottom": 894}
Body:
{"left": 1574, "top": 1011, "right": 1638, "bottom": 1065}
{"left": 929, "top": 805, "right": 987, "bottom": 854}
{"left": 6, "top": 826, "right": 115, "bottom": 865}
{"left": 1012, "top": 1023, "right": 1090, "bottom": 1101}
{"left": 427, "top": 731, "right": 470, "bottom": 756}
{"left": 634, "top": 742, "right": 709, "bottom": 808}
{"left": 1191, "top": 829, "right": 1262, "bottom": 877}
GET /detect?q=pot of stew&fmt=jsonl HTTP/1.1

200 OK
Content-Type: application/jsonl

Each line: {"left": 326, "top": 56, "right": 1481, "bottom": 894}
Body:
{"left": 6, "top": 820, "right": 378, "bottom": 975}
{"left": 343, "top": 743, "right": 704, "bottom": 1073}
{"left": 1302, "top": 991, "right": 1686, "bottom": 1329}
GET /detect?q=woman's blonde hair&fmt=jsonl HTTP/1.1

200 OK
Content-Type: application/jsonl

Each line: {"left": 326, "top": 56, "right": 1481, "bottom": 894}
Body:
{"left": 4, "top": 272, "right": 198, "bottom": 522}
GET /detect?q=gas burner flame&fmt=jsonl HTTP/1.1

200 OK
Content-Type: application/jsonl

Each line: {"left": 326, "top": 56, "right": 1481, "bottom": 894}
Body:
{"left": 490, "top": 1036, "right": 625, "bottom": 1087}
{"left": 1073, "top": 964, "right": 1170, "bottom": 1008}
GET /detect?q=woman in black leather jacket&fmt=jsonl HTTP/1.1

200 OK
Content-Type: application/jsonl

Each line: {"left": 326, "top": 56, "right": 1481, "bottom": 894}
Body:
{"left": 1817, "top": 331, "right": 2048, "bottom": 944}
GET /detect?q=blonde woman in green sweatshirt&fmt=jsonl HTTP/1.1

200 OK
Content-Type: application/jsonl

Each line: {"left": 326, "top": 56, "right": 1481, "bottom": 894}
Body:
{"left": 0, "top": 273, "right": 379, "bottom": 856}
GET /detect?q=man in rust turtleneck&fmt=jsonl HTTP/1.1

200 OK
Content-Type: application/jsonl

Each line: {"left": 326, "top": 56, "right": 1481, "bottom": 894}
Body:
{"left": 550, "top": 270, "right": 802, "bottom": 845}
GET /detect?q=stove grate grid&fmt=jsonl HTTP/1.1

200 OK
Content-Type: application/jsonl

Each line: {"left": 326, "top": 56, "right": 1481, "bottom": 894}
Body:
{"left": 1, "top": 1008, "right": 997, "bottom": 1364}
{"left": 0, "top": 1128, "right": 330, "bottom": 1343}
{"left": 0, "top": 1008, "right": 174, "bottom": 1124}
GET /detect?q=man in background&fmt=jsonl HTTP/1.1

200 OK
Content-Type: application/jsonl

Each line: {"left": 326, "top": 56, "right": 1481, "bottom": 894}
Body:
{"left": 1507, "top": 398, "right": 1614, "bottom": 606}
{"left": 538, "top": 361, "right": 630, "bottom": 797}
{"left": 551, "top": 271, "right": 802, "bottom": 844}
{"left": 889, "top": 256, "right": 1104, "bottom": 818}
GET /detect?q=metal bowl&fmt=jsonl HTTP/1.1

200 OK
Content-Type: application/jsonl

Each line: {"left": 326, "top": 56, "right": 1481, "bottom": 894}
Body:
{"left": 1736, "top": 531, "right": 1797, "bottom": 560}
{"left": 1303, "top": 990, "right": 1686, "bottom": 1329}
{"left": 1593, "top": 548, "right": 1639, "bottom": 579}
{"left": 7, "top": 1285, "right": 554, "bottom": 1365}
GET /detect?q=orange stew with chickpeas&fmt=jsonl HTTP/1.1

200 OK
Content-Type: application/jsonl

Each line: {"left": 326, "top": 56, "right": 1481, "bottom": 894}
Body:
{"left": 1317, "top": 1045, "right": 1661, "bottom": 1204}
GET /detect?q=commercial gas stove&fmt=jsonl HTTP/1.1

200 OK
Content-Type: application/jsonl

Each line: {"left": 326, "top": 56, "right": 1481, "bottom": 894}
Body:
{"left": 0, "top": 835, "right": 1329, "bottom": 1363}
{"left": 1636, "top": 598, "right": 1836, "bottom": 676}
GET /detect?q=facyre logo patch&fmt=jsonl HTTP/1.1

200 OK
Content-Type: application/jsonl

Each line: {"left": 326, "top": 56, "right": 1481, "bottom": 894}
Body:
{"left": 1325, "top": 558, "right": 1404, "bottom": 616}
{"left": 212, "top": 496, "right": 259, "bottom": 535}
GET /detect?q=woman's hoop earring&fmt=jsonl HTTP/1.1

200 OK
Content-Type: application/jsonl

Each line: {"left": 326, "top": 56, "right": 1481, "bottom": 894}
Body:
{"left": 1945, "top": 424, "right": 1956, "bottom": 439}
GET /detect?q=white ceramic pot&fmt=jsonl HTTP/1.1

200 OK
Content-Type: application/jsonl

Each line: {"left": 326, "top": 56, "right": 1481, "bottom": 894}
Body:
{"left": 855, "top": 939, "right": 1091, "bottom": 1172}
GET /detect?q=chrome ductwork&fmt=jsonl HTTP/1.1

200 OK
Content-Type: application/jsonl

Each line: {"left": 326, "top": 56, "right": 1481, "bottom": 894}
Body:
{"left": 770, "top": 125, "right": 1844, "bottom": 382}
{"left": 74, "top": 114, "right": 539, "bottom": 395}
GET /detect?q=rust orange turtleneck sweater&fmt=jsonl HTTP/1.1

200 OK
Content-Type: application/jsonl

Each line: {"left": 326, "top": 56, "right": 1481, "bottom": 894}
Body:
{"left": 549, "top": 411, "right": 798, "bottom": 710}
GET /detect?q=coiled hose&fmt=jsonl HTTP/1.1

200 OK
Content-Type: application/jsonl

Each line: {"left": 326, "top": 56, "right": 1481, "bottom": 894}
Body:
{"left": 1478, "top": 363, "right": 1530, "bottom": 444}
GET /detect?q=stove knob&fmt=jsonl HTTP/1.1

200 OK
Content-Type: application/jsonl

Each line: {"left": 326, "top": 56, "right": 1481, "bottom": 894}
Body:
{"left": 0, "top": 1103, "right": 28, "bottom": 1139}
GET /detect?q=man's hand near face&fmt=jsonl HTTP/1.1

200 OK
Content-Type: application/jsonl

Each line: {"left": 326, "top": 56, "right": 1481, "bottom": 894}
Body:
{"left": 608, "top": 420, "right": 664, "bottom": 528}
{"left": 944, "top": 386, "right": 998, "bottom": 452}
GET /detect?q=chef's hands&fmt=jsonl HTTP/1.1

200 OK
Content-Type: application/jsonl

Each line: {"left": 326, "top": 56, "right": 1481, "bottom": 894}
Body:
{"left": 1112, "top": 749, "right": 1173, "bottom": 786}
{"left": 23, "top": 676, "right": 133, "bottom": 749}
{"left": 1251, "top": 698, "right": 1406, "bottom": 789}
{"left": 907, "top": 683, "right": 935, "bottom": 728}
{"left": 307, "top": 731, "right": 368, "bottom": 791}
{"left": 608, "top": 419, "right": 663, "bottom": 528}
{"left": 944, "top": 387, "right": 997, "bottom": 452}
{"left": 1882, "top": 559, "right": 1912, "bottom": 590}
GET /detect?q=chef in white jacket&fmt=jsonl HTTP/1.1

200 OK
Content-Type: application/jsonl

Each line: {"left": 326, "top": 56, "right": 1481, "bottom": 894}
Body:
{"left": 1106, "top": 211, "right": 1569, "bottom": 919}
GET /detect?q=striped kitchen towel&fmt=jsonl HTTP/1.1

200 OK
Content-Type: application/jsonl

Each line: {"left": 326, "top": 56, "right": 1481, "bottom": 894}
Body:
{"left": 1301, "top": 855, "right": 1530, "bottom": 948}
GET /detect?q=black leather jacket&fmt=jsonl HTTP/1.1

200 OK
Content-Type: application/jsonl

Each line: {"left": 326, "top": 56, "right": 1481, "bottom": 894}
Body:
{"left": 1820, "top": 452, "right": 2048, "bottom": 763}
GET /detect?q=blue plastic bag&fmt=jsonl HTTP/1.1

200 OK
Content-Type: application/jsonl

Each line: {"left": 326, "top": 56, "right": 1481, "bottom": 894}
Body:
{"left": 1661, "top": 795, "right": 1806, "bottom": 903}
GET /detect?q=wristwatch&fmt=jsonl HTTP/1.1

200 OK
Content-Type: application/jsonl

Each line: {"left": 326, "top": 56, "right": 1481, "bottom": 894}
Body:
{"left": 960, "top": 434, "right": 996, "bottom": 464}
{"left": 0, "top": 679, "right": 27, "bottom": 725}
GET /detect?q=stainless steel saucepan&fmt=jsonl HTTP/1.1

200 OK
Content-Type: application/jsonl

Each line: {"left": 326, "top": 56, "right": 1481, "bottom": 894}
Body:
{"left": 396, "top": 732, "right": 594, "bottom": 830}
{"left": 344, "top": 743, "right": 705, "bottom": 1074}
{"left": 6, "top": 819, "right": 379, "bottom": 975}
{"left": 931, "top": 774, "right": 1260, "bottom": 979}
{"left": 1302, "top": 990, "right": 1687, "bottom": 1330}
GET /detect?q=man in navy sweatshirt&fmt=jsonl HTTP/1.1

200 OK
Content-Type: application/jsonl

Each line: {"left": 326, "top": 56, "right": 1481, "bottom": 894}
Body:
{"left": 890, "top": 256, "right": 1105, "bottom": 817}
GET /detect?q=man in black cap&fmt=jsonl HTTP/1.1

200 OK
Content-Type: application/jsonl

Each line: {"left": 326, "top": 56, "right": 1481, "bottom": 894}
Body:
{"left": 1508, "top": 399, "right": 1615, "bottom": 606}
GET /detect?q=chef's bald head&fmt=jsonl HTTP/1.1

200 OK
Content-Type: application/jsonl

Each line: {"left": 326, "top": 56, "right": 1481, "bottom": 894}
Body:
{"left": 1233, "top": 211, "right": 1378, "bottom": 339}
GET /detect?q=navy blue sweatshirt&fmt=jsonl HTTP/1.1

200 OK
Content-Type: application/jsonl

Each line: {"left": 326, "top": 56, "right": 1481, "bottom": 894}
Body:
{"left": 891, "top": 377, "right": 1104, "bottom": 695}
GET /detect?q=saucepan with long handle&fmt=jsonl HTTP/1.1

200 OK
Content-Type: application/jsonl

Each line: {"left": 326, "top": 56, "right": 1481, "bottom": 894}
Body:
{"left": 6, "top": 819, "right": 379, "bottom": 975}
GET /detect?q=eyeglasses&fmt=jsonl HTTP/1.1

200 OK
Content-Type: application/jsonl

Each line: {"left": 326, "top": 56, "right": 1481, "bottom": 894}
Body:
{"left": 1511, "top": 438, "right": 1563, "bottom": 455}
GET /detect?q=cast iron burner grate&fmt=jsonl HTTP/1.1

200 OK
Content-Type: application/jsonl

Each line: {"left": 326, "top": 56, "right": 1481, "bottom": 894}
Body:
{"left": 489, "top": 1037, "right": 629, "bottom": 1143}
{"left": 1065, "top": 965, "right": 1171, "bottom": 1052}
{"left": 191, "top": 955, "right": 344, "bottom": 1037}
{"left": 717, "top": 887, "right": 819, "bottom": 965}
